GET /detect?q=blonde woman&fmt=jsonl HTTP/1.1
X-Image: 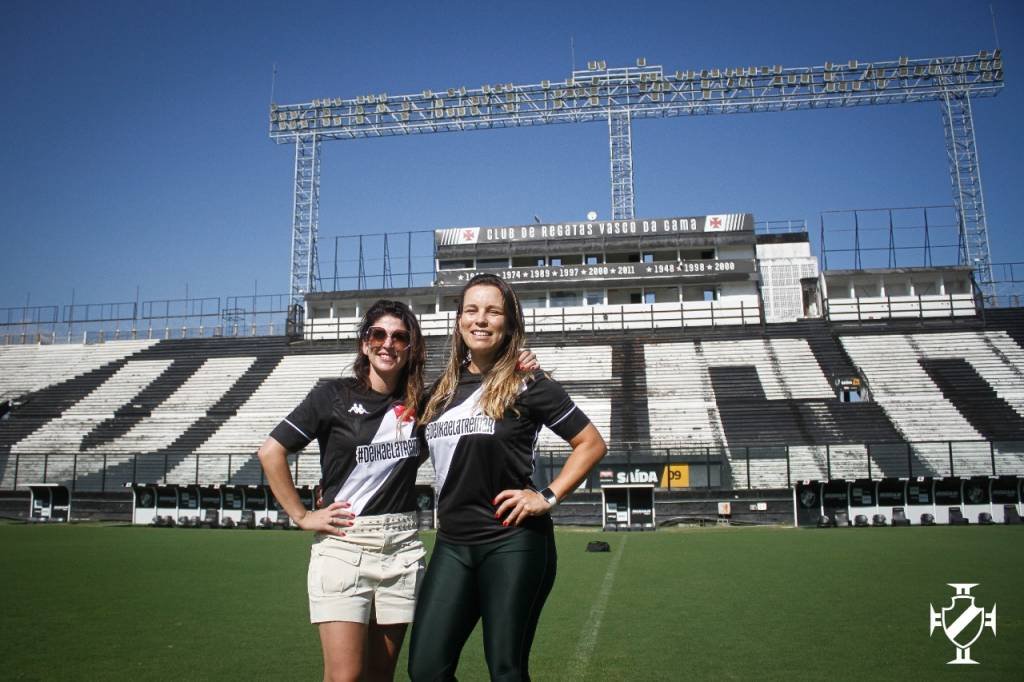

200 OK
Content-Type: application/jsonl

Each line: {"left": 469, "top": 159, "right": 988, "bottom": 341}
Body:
{"left": 408, "top": 273, "right": 607, "bottom": 681}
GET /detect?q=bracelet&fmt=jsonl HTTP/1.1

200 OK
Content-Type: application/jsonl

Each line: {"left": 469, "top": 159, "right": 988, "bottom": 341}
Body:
{"left": 539, "top": 487, "right": 559, "bottom": 507}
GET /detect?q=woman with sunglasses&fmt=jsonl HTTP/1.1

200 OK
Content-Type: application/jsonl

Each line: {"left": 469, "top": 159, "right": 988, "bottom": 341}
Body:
{"left": 259, "top": 299, "right": 539, "bottom": 682}
{"left": 408, "top": 274, "right": 607, "bottom": 681}
{"left": 259, "top": 300, "right": 425, "bottom": 682}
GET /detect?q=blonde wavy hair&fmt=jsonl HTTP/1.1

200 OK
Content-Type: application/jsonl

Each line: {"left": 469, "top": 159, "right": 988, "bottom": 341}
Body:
{"left": 420, "top": 274, "right": 529, "bottom": 424}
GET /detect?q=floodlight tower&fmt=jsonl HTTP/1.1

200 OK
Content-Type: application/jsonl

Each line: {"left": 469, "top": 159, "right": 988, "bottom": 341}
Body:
{"left": 270, "top": 50, "right": 1004, "bottom": 311}
{"left": 288, "top": 135, "right": 320, "bottom": 319}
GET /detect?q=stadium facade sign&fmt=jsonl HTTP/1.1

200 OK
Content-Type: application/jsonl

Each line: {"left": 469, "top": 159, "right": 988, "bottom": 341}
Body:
{"left": 436, "top": 259, "right": 756, "bottom": 286}
{"left": 435, "top": 213, "right": 753, "bottom": 246}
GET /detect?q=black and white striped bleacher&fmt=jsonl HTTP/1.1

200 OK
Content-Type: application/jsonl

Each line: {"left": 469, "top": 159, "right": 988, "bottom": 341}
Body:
{"left": 1, "top": 312, "right": 1023, "bottom": 497}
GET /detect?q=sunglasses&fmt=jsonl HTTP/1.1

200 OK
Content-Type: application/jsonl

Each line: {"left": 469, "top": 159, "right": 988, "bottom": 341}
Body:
{"left": 364, "top": 326, "right": 411, "bottom": 351}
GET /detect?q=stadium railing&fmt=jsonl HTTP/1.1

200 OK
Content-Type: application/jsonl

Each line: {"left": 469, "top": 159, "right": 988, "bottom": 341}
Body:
{"left": 306, "top": 299, "right": 763, "bottom": 340}
{"left": 1, "top": 323, "right": 290, "bottom": 346}
{"left": 824, "top": 293, "right": 977, "bottom": 321}
{"left": 4, "top": 438, "right": 1020, "bottom": 494}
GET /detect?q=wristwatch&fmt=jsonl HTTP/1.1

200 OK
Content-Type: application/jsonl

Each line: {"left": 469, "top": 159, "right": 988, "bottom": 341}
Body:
{"left": 539, "top": 487, "right": 559, "bottom": 507}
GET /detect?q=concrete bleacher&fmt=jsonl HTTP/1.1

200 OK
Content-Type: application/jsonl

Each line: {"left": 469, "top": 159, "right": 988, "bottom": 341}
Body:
{"left": 88, "top": 357, "right": 257, "bottom": 452}
{"left": 1, "top": 313, "right": 1023, "bottom": 494}
{"left": 0, "top": 337, "right": 292, "bottom": 490}
{"left": 0, "top": 339, "right": 158, "bottom": 403}
{"left": 13, "top": 359, "right": 175, "bottom": 455}
{"left": 642, "top": 329, "right": 902, "bottom": 487}
{"left": 840, "top": 329, "right": 1024, "bottom": 477}
{"left": 193, "top": 352, "right": 354, "bottom": 485}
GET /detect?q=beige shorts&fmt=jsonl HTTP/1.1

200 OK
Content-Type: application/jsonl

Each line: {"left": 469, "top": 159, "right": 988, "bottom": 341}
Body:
{"left": 308, "top": 512, "right": 425, "bottom": 625}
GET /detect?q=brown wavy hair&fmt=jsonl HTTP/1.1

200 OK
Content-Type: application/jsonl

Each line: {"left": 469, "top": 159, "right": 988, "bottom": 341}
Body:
{"left": 420, "top": 274, "right": 528, "bottom": 424}
{"left": 353, "top": 299, "right": 425, "bottom": 421}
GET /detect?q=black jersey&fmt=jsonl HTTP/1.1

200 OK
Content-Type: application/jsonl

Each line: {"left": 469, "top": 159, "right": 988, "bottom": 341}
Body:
{"left": 423, "top": 368, "right": 591, "bottom": 544}
{"left": 270, "top": 377, "right": 419, "bottom": 516}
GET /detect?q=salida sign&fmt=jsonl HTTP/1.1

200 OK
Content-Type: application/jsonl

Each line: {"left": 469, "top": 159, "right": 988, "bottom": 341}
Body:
{"left": 600, "top": 468, "right": 660, "bottom": 485}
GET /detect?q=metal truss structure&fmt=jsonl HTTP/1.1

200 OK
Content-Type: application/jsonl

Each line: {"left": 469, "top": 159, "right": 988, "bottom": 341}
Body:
{"left": 270, "top": 50, "right": 1004, "bottom": 305}
{"left": 288, "top": 136, "right": 320, "bottom": 312}
{"left": 608, "top": 107, "right": 636, "bottom": 220}
{"left": 940, "top": 93, "right": 993, "bottom": 294}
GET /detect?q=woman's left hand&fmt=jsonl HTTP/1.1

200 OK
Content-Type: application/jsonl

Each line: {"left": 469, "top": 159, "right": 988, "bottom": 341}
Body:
{"left": 493, "top": 488, "right": 552, "bottom": 527}
{"left": 516, "top": 349, "right": 539, "bottom": 372}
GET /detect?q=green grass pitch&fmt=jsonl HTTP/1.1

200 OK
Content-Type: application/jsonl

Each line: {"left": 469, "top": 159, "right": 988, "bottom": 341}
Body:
{"left": 0, "top": 523, "right": 1019, "bottom": 680}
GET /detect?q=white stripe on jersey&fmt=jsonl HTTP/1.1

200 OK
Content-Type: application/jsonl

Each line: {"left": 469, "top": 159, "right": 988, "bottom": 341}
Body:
{"left": 426, "top": 384, "right": 492, "bottom": 499}
{"left": 333, "top": 408, "right": 417, "bottom": 515}
{"left": 548, "top": 404, "right": 578, "bottom": 428}
{"left": 283, "top": 418, "right": 310, "bottom": 441}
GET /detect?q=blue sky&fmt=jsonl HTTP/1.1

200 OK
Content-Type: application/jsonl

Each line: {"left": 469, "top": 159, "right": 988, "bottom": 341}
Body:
{"left": 2, "top": 0, "right": 1021, "bottom": 310}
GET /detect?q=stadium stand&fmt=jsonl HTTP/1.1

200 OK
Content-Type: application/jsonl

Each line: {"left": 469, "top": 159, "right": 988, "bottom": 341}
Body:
{"left": 840, "top": 326, "right": 1024, "bottom": 476}
{"left": 0, "top": 339, "right": 159, "bottom": 404}
{"left": 193, "top": 351, "right": 354, "bottom": 485}
{"left": 1, "top": 315, "right": 1021, "bottom": 505}
{"left": 2, "top": 206, "right": 1022, "bottom": 527}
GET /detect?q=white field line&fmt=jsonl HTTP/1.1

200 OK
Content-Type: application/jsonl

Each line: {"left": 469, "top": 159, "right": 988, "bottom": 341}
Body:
{"left": 569, "top": 535, "right": 627, "bottom": 680}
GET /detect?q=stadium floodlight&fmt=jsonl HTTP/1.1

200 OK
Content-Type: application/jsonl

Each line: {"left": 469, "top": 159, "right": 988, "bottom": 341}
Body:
{"left": 270, "top": 50, "right": 1005, "bottom": 309}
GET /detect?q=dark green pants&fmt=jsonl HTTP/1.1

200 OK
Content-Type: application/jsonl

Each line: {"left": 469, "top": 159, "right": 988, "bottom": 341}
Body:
{"left": 408, "top": 528, "right": 557, "bottom": 681}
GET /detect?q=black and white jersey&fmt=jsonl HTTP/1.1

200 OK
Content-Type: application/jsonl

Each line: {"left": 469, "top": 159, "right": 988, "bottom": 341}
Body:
{"left": 423, "top": 369, "right": 591, "bottom": 544}
{"left": 270, "top": 377, "right": 419, "bottom": 516}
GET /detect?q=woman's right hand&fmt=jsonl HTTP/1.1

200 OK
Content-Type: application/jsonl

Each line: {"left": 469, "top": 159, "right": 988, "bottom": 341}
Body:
{"left": 297, "top": 501, "right": 354, "bottom": 536}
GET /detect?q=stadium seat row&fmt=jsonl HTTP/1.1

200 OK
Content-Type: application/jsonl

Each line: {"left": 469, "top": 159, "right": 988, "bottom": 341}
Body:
{"left": 816, "top": 505, "right": 1022, "bottom": 527}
